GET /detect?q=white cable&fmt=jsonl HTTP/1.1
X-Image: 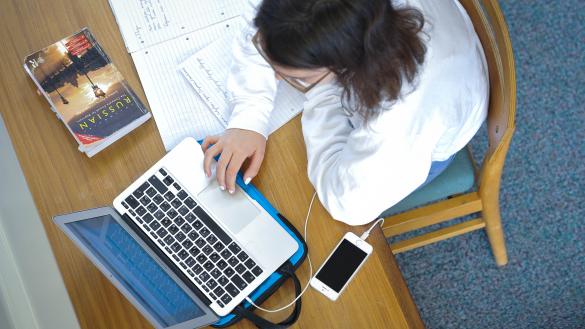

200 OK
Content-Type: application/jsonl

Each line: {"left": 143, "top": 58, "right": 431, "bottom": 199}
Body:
{"left": 245, "top": 191, "right": 317, "bottom": 313}
{"left": 245, "top": 195, "right": 385, "bottom": 312}
{"left": 359, "top": 217, "right": 385, "bottom": 241}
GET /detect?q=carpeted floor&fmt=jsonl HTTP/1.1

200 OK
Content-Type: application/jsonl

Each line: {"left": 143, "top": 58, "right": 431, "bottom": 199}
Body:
{"left": 393, "top": 1, "right": 585, "bottom": 328}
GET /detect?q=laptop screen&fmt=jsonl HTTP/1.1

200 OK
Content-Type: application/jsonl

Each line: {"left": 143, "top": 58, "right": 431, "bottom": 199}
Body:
{"left": 65, "top": 214, "right": 207, "bottom": 327}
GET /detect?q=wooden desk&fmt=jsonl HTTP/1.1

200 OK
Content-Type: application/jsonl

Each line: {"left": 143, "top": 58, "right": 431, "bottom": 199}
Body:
{"left": 0, "top": 0, "right": 423, "bottom": 328}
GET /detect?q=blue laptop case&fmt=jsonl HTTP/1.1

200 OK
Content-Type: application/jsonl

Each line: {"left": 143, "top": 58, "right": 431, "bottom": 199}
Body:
{"left": 212, "top": 174, "right": 308, "bottom": 328}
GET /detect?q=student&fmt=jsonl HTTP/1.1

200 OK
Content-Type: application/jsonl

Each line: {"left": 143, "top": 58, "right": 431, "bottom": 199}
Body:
{"left": 202, "top": 0, "right": 488, "bottom": 225}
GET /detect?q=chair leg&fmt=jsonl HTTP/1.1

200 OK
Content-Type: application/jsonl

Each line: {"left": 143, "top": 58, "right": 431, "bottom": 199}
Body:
{"left": 481, "top": 194, "right": 508, "bottom": 266}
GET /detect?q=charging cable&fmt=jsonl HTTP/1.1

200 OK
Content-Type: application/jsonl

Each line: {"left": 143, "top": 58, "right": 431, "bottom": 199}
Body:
{"left": 245, "top": 193, "right": 385, "bottom": 312}
{"left": 360, "top": 217, "right": 385, "bottom": 241}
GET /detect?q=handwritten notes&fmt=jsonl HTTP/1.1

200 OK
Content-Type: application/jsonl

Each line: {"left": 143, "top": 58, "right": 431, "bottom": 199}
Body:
{"left": 180, "top": 34, "right": 306, "bottom": 135}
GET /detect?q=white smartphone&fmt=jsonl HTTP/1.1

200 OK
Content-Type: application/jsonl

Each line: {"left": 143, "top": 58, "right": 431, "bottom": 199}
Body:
{"left": 310, "top": 232, "right": 373, "bottom": 301}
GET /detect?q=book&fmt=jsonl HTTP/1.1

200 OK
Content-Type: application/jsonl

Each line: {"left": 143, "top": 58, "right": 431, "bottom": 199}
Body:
{"left": 24, "top": 27, "right": 151, "bottom": 157}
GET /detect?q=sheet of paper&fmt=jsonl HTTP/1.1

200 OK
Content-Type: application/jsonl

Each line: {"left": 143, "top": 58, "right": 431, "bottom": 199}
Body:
{"left": 131, "top": 17, "right": 245, "bottom": 150}
{"left": 108, "top": 0, "right": 245, "bottom": 52}
{"left": 180, "top": 35, "right": 306, "bottom": 134}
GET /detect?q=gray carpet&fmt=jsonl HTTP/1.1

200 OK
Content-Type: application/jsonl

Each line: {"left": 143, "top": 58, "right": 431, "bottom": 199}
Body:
{"left": 393, "top": 1, "right": 585, "bottom": 328}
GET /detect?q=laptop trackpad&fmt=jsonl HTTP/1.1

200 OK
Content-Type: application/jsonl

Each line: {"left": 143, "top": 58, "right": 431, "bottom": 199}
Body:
{"left": 197, "top": 181, "right": 259, "bottom": 234}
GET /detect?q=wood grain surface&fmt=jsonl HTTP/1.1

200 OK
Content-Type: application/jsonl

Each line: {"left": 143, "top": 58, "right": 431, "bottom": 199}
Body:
{"left": 0, "top": 1, "right": 423, "bottom": 328}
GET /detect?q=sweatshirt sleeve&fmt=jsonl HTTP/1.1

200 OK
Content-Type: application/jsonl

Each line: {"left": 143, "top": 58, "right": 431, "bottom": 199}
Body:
{"left": 301, "top": 84, "right": 441, "bottom": 225}
{"left": 225, "top": 0, "right": 277, "bottom": 138}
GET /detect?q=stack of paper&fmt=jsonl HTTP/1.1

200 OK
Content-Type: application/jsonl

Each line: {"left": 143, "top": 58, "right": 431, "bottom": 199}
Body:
{"left": 108, "top": 0, "right": 305, "bottom": 151}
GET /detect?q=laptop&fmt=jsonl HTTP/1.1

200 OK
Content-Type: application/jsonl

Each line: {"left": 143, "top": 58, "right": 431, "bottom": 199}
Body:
{"left": 53, "top": 137, "right": 298, "bottom": 329}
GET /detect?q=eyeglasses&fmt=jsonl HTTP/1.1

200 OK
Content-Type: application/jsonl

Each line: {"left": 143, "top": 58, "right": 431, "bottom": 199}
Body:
{"left": 252, "top": 33, "right": 330, "bottom": 93}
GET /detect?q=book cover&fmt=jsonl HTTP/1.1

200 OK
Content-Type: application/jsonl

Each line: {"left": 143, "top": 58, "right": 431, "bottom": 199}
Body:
{"left": 24, "top": 28, "right": 150, "bottom": 154}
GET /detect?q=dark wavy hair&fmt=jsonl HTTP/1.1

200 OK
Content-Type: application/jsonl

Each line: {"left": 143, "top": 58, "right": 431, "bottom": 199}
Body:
{"left": 254, "top": 0, "right": 426, "bottom": 119}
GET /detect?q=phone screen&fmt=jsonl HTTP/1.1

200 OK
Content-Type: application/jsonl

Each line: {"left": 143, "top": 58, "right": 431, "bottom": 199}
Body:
{"left": 315, "top": 239, "right": 368, "bottom": 292}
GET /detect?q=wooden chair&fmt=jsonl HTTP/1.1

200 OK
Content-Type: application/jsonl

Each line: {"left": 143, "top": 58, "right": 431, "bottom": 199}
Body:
{"left": 381, "top": 0, "right": 516, "bottom": 266}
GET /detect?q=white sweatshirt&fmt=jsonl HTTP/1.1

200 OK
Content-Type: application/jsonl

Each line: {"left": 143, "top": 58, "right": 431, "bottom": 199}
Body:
{"left": 226, "top": 0, "right": 488, "bottom": 225}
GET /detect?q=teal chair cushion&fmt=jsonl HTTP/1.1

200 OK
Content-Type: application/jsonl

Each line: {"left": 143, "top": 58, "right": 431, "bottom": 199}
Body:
{"left": 381, "top": 148, "right": 476, "bottom": 217}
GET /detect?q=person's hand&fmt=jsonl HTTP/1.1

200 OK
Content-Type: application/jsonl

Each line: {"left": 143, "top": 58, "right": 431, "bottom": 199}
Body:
{"left": 202, "top": 129, "right": 266, "bottom": 193}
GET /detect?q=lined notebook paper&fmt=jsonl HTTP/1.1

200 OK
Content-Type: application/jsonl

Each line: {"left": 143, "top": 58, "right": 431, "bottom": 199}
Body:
{"left": 108, "top": 0, "right": 246, "bottom": 150}
{"left": 180, "top": 34, "right": 306, "bottom": 134}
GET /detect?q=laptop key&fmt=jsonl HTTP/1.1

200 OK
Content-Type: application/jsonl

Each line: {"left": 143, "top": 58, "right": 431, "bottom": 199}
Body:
{"left": 235, "top": 264, "right": 246, "bottom": 274}
{"left": 149, "top": 221, "right": 161, "bottom": 231}
{"left": 180, "top": 262, "right": 187, "bottom": 269}
{"left": 178, "top": 206, "right": 189, "bottom": 216}
{"left": 185, "top": 197, "right": 197, "bottom": 209}
{"left": 148, "top": 175, "right": 168, "bottom": 194}
{"left": 181, "top": 223, "right": 192, "bottom": 234}
{"left": 185, "top": 213, "right": 196, "bottom": 223}
{"left": 145, "top": 187, "right": 157, "bottom": 197}
{"left": 139, "top": 196, "right": 150, "bottom": 206}
{"left": 210, "top": 269, "right": 222, "bottom": 278}
{"left": 172, "top": 254, "right": 180, "bottom": 262}
{"left": 185, "top": 257, "right": 196, "bottom": 267}
{"left": 195, "top": 238, "right": 206, "bottom": 248}
{"left": 199, "top": 228, "right": 210, "bottom": 237}
{"left": 206, "top": 279, "right": 218, "bottom": 290}
{"left": 217, "top": 275, "right": 229, "bottom": 286}
{"left": 225, "top": 283, "right": 239, "bottom": 297}
{"left": 188, "top": 231, "right": 199, "bottom": 241}
{"left": 168, "top": 209, "right": 178, "bottom": 219}
{"left": 187, "top": 269, "right": 195, "bottom": 277}
{"left": 193, "top": 206, "right": 232, "bottom": 244}
{"left": 196, "top": 254, "right": 207, "bottom": 264}
{"left": 125, "top": 195, "right": 139, "bottom": 208}
{"left": 164, "top": 191, "right": 175, "bottom": 202}
{"left": 153, "top": 195, "right": 164, "bottom": 204}
{"left": 244, "top": 259, "right": 256, "bottom": 269}
{"left": 168, "top": 224, "right": 179, "bottom": 234}
{"left": 182, "top": 239, "right": 193, "bottom": 249}
{"left": 153, "top": 210, "right": 164, "bottom": 220}
{"left": 164, "top": 235, "right": 175, "bottom": 245}
{"left": 161, "top": 217, "right": 172, "bottom": 227}
{"left": 206, "top": 235, "right": 218, "bottom": 245}
{"left": 213, "top": 286, "right": 225, "bottom": 298}
{"left": 242, "top": 271, "right": 255, "bottom": 283}
{"left": 159, "top": 168, "right": 167, "bottom": 176}
{"left": 203, "top": 261, "right": 214, "bottom": 271}
{"left": 251, "top": 266, "right": 263, "bottom": 276}
{"left": 146, "top": 203, "right": 157, "bottom": 213}
{"left": 160, "top": 202, "right": 171, "bottom": 212}
{"left": 171, "top": 242, "right": 182, "bottom": 252}
{"left": 223, "top": 267, "right": 235, "bottom": 278}
{"left": 175, "top": 232, "right": 186, "bottom": 242}
{"left": 209, "top": 253, "right": 220, "bottom": 263}
{"left": 189, "top": 247, "right": 200, "bottom": 257}
{"left": 227, "top": 257, "right": 239, "bottom": 267}
{"left": 237, "top": 251, "right": 248, "bottom": 262}
{"left": 199, "top": 272, "right": 210, "bottom": 282}
{"left": 202, "top": 245, "right": 213, "bottom": 255}
{"left": 220, "top": 249, "right": 231, "bottom": 259}
{"left": 171, "top": 199, "right": 182, "bottom": 209}
{"left": 173, "top": 183, "right": 181, "bottom": 190}
{"left": 213, "top": 241, "right": 224, "bottom": 251}
{"left": 178, "top": 250, "right": 189, "bottom": 260}
{"left": 163, "top": 176, "right": 174, "bottom": 186}
{"left": 173, "top": 216, "right": 185, "bottom": 227}
{"left": 136, "top": 206, "right": 147, "bottom": 216}
{"left": 177, "top": 190, "right": 188, "bottom": 200}
{"left": 228, "top": 243, "right": 241, "bottom": 254}
{"left": 122, "top": 201, "right": 129, "bottom": 209}
{"left": 143, "top": 213, "right": 154, "bottom": 223}
{"left": 192, "top": 219, "right": 203, "bottom": 230}
{"left": 216, "top": 260, "right": 228, "bottom": 270}
{"left": 231, "top": 274, "right": 248, "bottom": 290}
{"left": 193, "top": 264, "right": 203, "bottom": 274}
{"left": 221, "top": 294, "right": 232, "bottom": 304}
{"left": 156, "top": 227, "right": 168, "bottom": 239}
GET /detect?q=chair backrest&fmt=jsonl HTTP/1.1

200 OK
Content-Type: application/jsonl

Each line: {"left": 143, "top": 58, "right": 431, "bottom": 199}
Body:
{"left": 459, "top": 0, "right": 516, "bottom": 191}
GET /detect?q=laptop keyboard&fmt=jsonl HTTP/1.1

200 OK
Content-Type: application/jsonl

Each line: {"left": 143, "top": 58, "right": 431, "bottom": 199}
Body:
{"left": 121, "top": 168, "right": 263, "bottom": 308}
